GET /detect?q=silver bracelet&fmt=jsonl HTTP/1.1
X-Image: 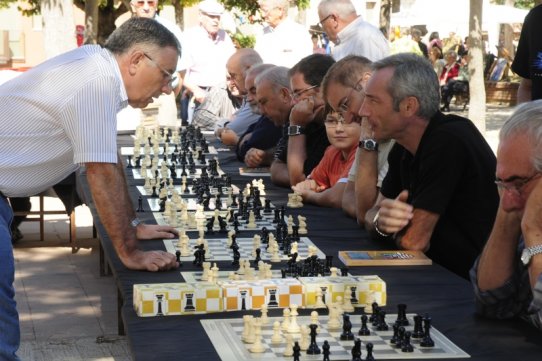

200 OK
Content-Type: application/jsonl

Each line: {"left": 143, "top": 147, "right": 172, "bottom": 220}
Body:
{"left": 130, "top": 218, "right": 142, "bottom": 228}
{"left": 373, "top": 212, "right": 392, "bottom": 238}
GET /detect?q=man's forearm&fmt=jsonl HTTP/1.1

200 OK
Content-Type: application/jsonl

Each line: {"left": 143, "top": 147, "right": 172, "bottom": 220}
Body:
{"left": 342, "top": 181, "right": 357, "bottom": 218}
{"left": 521, "top": 180, "right": 542, "bottom": 289}
{"left": 287, "top": 135, "right": 307, "bottom": 185}
{"left": 354, "top": 149, "right": 379, "bottom": 225}
{"left": 270, "top": 160, "right": 291, "bottom": 187}
{"left": 86, "top": 161, "right": 138, "bottom": 260}
{"left": 304, "top": 184, "right": 345, "bottom": 208}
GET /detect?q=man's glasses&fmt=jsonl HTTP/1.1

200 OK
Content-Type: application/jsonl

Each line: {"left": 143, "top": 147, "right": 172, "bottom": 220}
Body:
{"left": 325, "top": 77, "right": 365, "bottom": 127}
{"left": 291, "top": 85, "right": 318, "bottom": 101}
{"left": 318, "top": 14, "right": 333, "bottom": 27}
{"left": 495, "top": 173, "right": 541, "bottom": 196}
{"left": 134, "top": 0, "right": 156, "bottom": 7}
{"left": 143, "top": 53, "right": 177, "bottom": 88}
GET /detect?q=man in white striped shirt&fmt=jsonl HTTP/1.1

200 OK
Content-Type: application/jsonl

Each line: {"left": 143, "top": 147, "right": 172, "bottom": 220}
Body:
{"left": 0, "top": 17, "right": 180, "bottom": 360}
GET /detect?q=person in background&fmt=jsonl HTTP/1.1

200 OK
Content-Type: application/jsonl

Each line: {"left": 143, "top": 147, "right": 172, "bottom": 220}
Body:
{"left": 411, "top": 28, "right": 428, "bottom": 58}
{"left": 317, "top": 0, "right": 389, "bottom": 62}
{"left": 178, "top": 0, "right": 235, "bottom": 123}
{"left": 255, "top": 0, "right": 312, "bottom": 67}
{"left": 471, "top": 100, "right": 542, "bottom": 330}
{"left": 439, "top": 50, "right": 460, "bottom": 112}
{"left": 511, "top": 4, "right": 542, "bottom": 102}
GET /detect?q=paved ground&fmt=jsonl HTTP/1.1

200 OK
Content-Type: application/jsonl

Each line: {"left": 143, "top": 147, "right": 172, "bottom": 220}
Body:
{"left": 11, "top": 103, "right": 515, "bottom": 361}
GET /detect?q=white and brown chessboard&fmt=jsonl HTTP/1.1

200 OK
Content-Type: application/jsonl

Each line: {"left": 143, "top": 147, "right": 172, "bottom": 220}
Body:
{"left": 164, "top": 236, "right": 324, "bottom": 262}
{"left": 201, "top": 314, "right": 469, "bottom": 361}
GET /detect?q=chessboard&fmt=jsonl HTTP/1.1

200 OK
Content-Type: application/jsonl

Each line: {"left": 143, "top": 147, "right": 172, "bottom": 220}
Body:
{"left": 131, "top": 167, "right": 224, "bottom": 180}
{"left": 181, "top": 269, "right": 285, "bottom": 283}
{"left": 164, "top": 236, "right": 324, "bottom": 262}
{"left": 201, "top": 314, "right": 470, "bottom": 361}
{"left": 137, "top": 185, "right": 241, "bottom": 199}
{"left": 147, "top": 196, "right": 270, "bottom": 213}
{"left": 121, "top": 145, "right": 219, "bottom": 156}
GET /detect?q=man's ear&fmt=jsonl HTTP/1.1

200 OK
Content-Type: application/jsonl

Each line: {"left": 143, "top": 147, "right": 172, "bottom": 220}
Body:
{"left": 280, "top": 87, "right": 292, "bottom": 103}
{"left": 128, "top": 50, "right": 145, "bottom": 76}
{"left": 400, "top": 96, "right": 420, "bottom": 117}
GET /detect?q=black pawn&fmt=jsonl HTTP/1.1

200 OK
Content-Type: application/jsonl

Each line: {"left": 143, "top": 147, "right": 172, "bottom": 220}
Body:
{"left": 293, "top": 341, "right": 301, "bottom": 361}
{"left": 401, "top": 331, "right": 414, "bottom": 352}
{"left": 307, "top": 324, "right": 321, "bottom": 355}
{"left": 390, "top": 323, "right": 399, "bottom": 345}
{"left": 340, "top": 314, "right": 355, "bottom": 340}
{"left": 365, "top": 342, "right": 375, "bottom": 361}
{"left": 322, "top": 340, "right": 331, "bottom": 361}
{"left": 351, "top": 338, "right": 362, "bottom": 361}
{"left": 358, "top": 314, "right": 370, "bottom": 336}
{"left": 175, "top": 250, "right": 182, "bottom": 267}
{"left": 136, "top": 196, "right": 144, "bottom": 212}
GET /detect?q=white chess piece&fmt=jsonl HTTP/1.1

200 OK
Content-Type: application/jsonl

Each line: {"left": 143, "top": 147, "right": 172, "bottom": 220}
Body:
{"left": 283, "top": 334, "right": 294, "bottom": 356}
{"left": 249, "top": 318, "right": 265, "bottom": 353}
{"left": 342, "top": 286, "right": 355, "bottom": 312}
{"left": 201, "top": 262, "right": 211, "bottom": 281}
{"left": 314, "top": 288, "right": 326, "bottom": 308}
{"left": 247, "top": 210, "right": 256, "bottom": 229}
{"left": 327, "top": 304, "right": 341, "bottom": 330}
{"left": 287, "top": 304, "right": 301, "bottom": 333}
{"left": 281, "top": 308, "right": 291, "bottom": 332}
{"left": 260, "top": 304, "right": 269, "bottom": 325}
{"left": 310, "top": 310, "right": 321, "bottom": 332}
{"left": 245, "top": 316, "right": 256, "bottom": 344}
{"left": 297, "top": 215, "right": 308, "bottom": 234}
{"left": 270, "top": 321, "right": 283, "bottom": 344}
{"left": 330, "top": 267, "right": 339, "bottom": 278}
{"left": 299, "top": 325, "right": 309, "bottom": 351}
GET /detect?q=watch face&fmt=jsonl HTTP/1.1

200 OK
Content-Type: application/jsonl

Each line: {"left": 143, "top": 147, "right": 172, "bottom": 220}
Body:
{"left": 360, "top": 139, "right": 377, "bottom": 151}
{"left": 521, "top": 249, "right": 530, "bottom": 265}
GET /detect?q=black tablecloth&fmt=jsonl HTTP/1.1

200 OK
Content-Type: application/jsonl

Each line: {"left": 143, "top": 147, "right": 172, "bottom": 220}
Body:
{"left": 79, "top": 135, "right": 542, "bottom": 361}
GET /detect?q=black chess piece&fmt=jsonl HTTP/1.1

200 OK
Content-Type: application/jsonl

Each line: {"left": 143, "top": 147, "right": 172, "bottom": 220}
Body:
{"left": 401, "top": 331, "right": 414, "bottom": 352}
{"left": 395, "top": 303, "right": 409, "bottom": 326}
{"left": 263, "top": 199, "right": 272, "bottom": 213}
{"left": 136, "top": 196, "right": 144, "bottom": 212}
{"left": 358, "top": 314, "right": 370, "bottom": 336}
{"left": 390, "top": 323, "right": 399, "bottom": 345}
{"left": 351, "top": 338, "right": 362, "bottom": 361}
{"left": 340, "top": 314, "right": 355, "bottom": 341}
{"left": 175, "top": 250, "right": 182, "bottom": 267}
{"left": 420, "top": 315, "right": 435, "bottom": 347}
{"left": 306, "top": 324, "right": 321, "bottom": 355}
{"left": 365, "top": 342, "right": 375, "bottom": 361}
{"left": 293, "top": 341, "right": 301, "bottom": 361}
{"left": 253, "top": 248, "right": 261, "bottom": 268}
{"left": 412, "top": 314, "right": 424, "bottom": 339}
{"left": 395, "top": 326, "right": 406, "bottom": 349}
{"left": 376, "top": 310, "right": 388, "bottom": 331}
{"left": 322, "top": 340, "right": 331, "bottom": 361}
{"left": 126, "top": 155, "right": 133, "bottom": 168}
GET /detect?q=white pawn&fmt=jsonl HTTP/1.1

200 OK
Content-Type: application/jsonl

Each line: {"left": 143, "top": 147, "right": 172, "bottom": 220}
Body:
{"left": 364, "top": 291, "right": 376, "bottom": 313}
{"left": 342, "top": 286, "right": 355, "bottom": 312}
{"left": 247, "top": 210, "right": 257, "bottom": 229}
{"left": 210, "top": 263, "right": 220, "bottom": 282}
{"left": 297, "top": 215, "right": 307, "bottom": 234}
{"left": 270, "top": 242, "right": 281, "bottom": 263}
{"left": 327, "top": 304, "right": 341, "bottom": 330}
{"left": 249, "top": 318, "right": 265, "bottom": 353}
{"left": 281, "top": 308, "right": 291, "bottom": 332}
{"left": 270, "top": 321, "right": 283, "bottom": 344}
{"left": 260, "top": 304, "right": 269, "bottom": 325}
{"left": 283, "top": 334, "right": 294, "bottom": 356}
{"left": 287, "top": 304, "right": 301, "bottom": 333}
{"left": 290, "top": 241, "right": 298, "bottom": 255}
{"left": 314, "top": 288, "right": 326, "bottom": 309}
{"left": 299, "top": 325, "right": 310, "bottom": 351}
{"left": 201, "top": 262, "right": 211, "bottom": 281}
{"left": 310, "top": 310, "right": 321, "bottom": 332}
{"left": 241, "top": 315, "right": 253, "bottom": 343}
{"left": 245, "top": 317, "right": 256, "bottom": 344}
{"left": 330, "top": 267, "right": 339, "bottom": 278}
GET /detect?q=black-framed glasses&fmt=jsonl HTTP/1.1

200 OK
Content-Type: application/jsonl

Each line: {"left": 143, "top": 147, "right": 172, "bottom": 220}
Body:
{"left": 143, "top": 53, "right": 177, "bottom": 88}
{"left": 291, "top": 85, "right": 318, "bottom": 101}
{"left": 495, "top": 173, "right": 541, "bottom": 195}
{"left": 318, "top": 14, "right": 333, "bottom": 27}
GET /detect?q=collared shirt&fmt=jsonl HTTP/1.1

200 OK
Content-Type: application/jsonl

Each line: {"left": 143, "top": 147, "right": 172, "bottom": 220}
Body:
{"left": 178, "top": 26, "right": 235, "bottom": 88}
{"left": 192, "top": 83, "right": 242, "bottom": 131}
{"left": 0, "top": 45, "right": 126, "bottom": 197}
{"left": 215, "top": 99, "right": 261, "bottom": 137}
{"left": 470, "top": 238, "right": 542, "bottom": 330}
{"left": 348, "top": 139, "right": 394, "bottom": 187}
{"left": 254, "top": 18, "right": 312, "bottom": 68}
{"left": 332, "top": 16, "right": 389, "bottom": 62}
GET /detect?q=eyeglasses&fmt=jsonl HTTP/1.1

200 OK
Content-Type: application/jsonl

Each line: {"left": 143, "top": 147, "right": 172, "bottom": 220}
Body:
{"left": 134, "top": 0, "right": 156, "bottom": 7}
{"left": 495, "top": 173, "right": 541, "bottom": 196}
{"left": 328, "top": 77, "right": 365, "bottom": 122}
{"left": 143, "top": 53, "right": 177, "bottom": 88}
{"left": 318, "top": 14, "right": 333, "bottom": 27}
{"left": 291, "top": 85, "right": 318, "bottom": 101}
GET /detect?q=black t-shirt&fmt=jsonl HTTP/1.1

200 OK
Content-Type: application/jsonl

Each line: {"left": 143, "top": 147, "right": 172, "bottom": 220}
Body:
{"left": 381, "top": 112, "right": 499, "bottom": 279}
{"left": 511, "top": 4, "right": 542, "bottom": 100}
{"left": 274, "top": 121, "right": 330, "bottom": 176}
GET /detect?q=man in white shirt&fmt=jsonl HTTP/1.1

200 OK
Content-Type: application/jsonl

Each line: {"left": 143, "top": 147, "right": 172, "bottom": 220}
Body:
{"left": 0, "top": 18, "right": 180, "bottom": 360}
{"left": 255, "top": 0, "right": 312, "bottom": 67}
{"left": 317, "top": 0, "right": 389, "bottom": 61}
{"left": 179, "top": 0, "right": 236, "bottom": 122}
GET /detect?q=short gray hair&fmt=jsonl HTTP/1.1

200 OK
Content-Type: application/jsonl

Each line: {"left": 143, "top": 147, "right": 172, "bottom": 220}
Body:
{"left": 246, "top": 63, "right": 275, "bottom": 79}
{"left": 318, "top": 0, "right": 356, "bottom": 18}
{"left": 372, "top": 53, "right": 439, "bottom": 119}
{"left": 255, "top": 66, "right": 290, "bottom": 94}
{"left": 321, "top": 55, "right": 372, "bottom": 102}
{"left": 105, "top": 17, "right": 181, "bottom": 56}
{"left": 500, "top": 100, "right": 542, "bottom": 172}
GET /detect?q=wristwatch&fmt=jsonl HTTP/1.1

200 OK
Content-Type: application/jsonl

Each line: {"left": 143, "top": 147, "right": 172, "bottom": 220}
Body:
{"left": 131, "top": 218, "right": 142, "bottom": 228}
{"left": 359, "top": 139, "right": 379, "bottom": 151}
{"left": 287, "top": 125, "right": 305, "bottom": 136}
{"left": 520, "top": 245, "right": 542, "bottom": 266}
{"left": 372, "top": 212, "right": 391, "bottom": 237}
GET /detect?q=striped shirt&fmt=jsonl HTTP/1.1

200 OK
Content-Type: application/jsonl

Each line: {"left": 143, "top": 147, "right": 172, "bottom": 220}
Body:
{"left": 0, "top": 45, "right": 127, "bottom": 197}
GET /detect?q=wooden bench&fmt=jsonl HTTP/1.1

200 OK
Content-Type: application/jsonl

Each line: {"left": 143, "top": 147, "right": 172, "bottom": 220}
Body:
{"left": 485, "top": 81, "right": 519, "bottom": 106}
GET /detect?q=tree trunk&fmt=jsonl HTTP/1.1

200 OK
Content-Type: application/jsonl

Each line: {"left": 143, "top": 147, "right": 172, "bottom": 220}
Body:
{"left": 40, "top": 0, "right": 77, "bottom": 59}
{"left": 173, "top": 0, "right": 185, "bottom": 30}
{"left": 468, "top": 0, "right": 486, "bottom": 134}
{"left": 84, "top": 0, "right": 99, "bottom": 44}
{"left": 380, "top": 0, "right": 391, "bottom": 39}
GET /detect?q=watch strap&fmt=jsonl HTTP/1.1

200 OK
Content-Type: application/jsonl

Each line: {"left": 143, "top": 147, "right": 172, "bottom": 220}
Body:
{"left": 288, "top": 125, "right": 305, "bottom": 136}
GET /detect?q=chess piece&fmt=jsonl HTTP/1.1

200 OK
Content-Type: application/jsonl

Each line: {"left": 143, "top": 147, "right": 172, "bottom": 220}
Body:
{"left": 270, "top": 321, "right": 283, "bottom": 344}
{"left": 412, "top": 314, "right": 424, "bottom": 339}
{"left": 342, "top": 286, "right": 355, "bottom": 312}
{"left": 327, "top": 304, "right": 341, "bottom": 330}
{"left": 201, "top": 262, "right": 211, "bottom": 281}
{"left": 297, "top": 215, "right": 307, "bottom": 234}
{"left": 351, "top": 338, "right": 362, "bottom": 361}
{"left": 314, "top": 288, "right": 326, "bottom": 309}
{"left": 340, "top": 314, "right": 355, "bottom": 341}
{"left": 241, "top": 315, "right": 253, "bottom": 343}
{"left": 310, "top": 310, "right": 320, "bottom": 331}
{"left": 283, "top": 334, "right": 294, "bottom": 356}
{"left": 358, "top": 314, "right": 370, "bottom": 336}
{"left": 322, "top": 340, "right": 331, "bottom": 361}
{"left": 365, "top": 342, "right": 375, "bottom": 361}
{"left": 401, "top": 331, "right": 414, "bottom": 352}
{"left": 249, "top": 318, "right": 265, "bottom": 353}
{"left": 287, "top": 304, "right": 301, "bottom": 333}
{"left": 306, "top": 324, "right": 321, "bottom": 355}
{"left": 420, "top": 315, "right": 435, "bottom": 347}
{"left": 281, "top": 308, "right": 291, "bottom": 332}
{"left": 299, "top": 325, "right": 309, "bottom": 351}
{"left": 292, "top": 341, "right": 301, "bottom": 361}
{"left": 260, "top": 304, "right": 269, "bottom": 325}
{"left": 396, "top": 303, "right": 409, "bottom": 326}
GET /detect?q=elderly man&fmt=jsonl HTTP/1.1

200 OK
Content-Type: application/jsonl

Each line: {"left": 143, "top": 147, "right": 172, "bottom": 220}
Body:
{"left": 0, "top": 18, "right": 180, "bottom": 360}
{"left": 255, "top": 0, "right": 312, "bottom": 67}
{"left": 179, "top": 0, "right": 235, "bottom": 122}
{"left": 471, "top": 100, "right": 542, "bottom": 330}
{"left": 317, "top": 0, "right": 389, "bottom": 61}
{"left": 214, "top": 48, "right": 263, "bottom": 146}
{"left": 361, "top": 53, "right": 499, "bottom": 280}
